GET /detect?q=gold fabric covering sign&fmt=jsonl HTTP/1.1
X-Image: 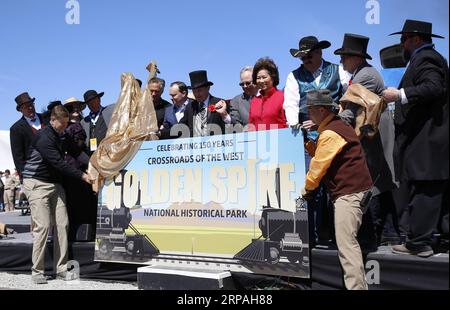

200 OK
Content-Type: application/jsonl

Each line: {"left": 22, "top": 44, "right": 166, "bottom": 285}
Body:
{"left": 89, "top": 66, "right": 159, "bottom": 191}
{"left": 340, "top": 83, "right": 387, "bottom": 138}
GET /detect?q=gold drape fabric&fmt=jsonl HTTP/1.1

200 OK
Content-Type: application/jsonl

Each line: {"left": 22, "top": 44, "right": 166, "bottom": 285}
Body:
{"left": 89, "top": 71, "right": 159, "bottom": 191}
{"left": 340, "top": 83, "right": 387, "bottom": 138}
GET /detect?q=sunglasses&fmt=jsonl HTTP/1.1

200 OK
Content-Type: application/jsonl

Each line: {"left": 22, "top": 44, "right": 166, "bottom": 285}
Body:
{"left": 400, "top": 34, "right": 417, "bottom": 43}
{"left": 239, "top": 81, "right": 253, "bottom": 87}
{"left": 301, "top": 54, "right": 313, "bottom": 61}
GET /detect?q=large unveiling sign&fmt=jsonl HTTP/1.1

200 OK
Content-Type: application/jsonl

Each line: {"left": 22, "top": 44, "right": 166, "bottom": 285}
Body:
{"left": 95, "top": 128, "right": 310, "bottom": 278}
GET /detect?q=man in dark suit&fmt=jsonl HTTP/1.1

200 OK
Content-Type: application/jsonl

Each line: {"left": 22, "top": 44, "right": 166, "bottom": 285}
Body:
{"left": 80, "top": 90, "right": 115, "bottom": 155}
{"left": 177, "top": 70, "right": 230, "bottom": 137}
{"left": 148, "top": 77, "right": 172, "bottom": 129}
{"left": 382, "top": 20, "right": 449, "bottom": 257}
{"left": 230, "top": 66, "right": 258, "bottom": 131}
{"left": 10, "top": 92, "right": 45, "bottom": 177}
{"left": 159, "top": 81, "right": 191, "bottom": 139}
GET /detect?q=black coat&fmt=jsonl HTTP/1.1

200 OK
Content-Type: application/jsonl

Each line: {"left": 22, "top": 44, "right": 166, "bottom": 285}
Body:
{"left": 176, "top": 95, "right": 228, "bottom": 137}
{"left": 9, "top": 114, "right": 45, "bottom": 174}
{"left": 394, "top": 46, "right": 449, "bottom": 181}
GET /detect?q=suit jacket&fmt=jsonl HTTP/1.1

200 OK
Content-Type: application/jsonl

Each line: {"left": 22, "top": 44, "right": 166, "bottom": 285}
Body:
{"left": 81, "top": 104, "right": 115, "bottom": 150}
{"left": 394, "top": 46, "right": 449, "bottom": 181}
{"left": 154, "top": 99, "right": 172, "bottom": 129}
{"left": 230, "top": 93, "right": 251, "bottom": 129}
{"left": 177, "top": 95, "right": 227, "bottom": 137}
{"left": 159, "top": 99, "right": 192, "bottom": 140}
{"left": 9, "top": 113, "right": 44, "bottom": 174}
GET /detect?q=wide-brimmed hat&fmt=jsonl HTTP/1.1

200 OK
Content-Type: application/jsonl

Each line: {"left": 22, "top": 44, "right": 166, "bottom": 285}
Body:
{"left": 290, "top": 36, "right": 331, "bottom": 58}
{"left": 306, "top": 89, "right": 338, "bottom": 109}
{"left": 83, "top": 90, "right": 104, "bottom": 103}
{"left": 188, "top": 70, "right": 214, "bottom": 89}
{"left": 334, "top": 33, "right": 372, "bottom": 60}
{"left": 389, "top": 19, "right": 444, "bottom": 38}
{"left": 64, "top": 97, "right": 86, "bottom": 111}
{"left": 15, "top": 92, "right": 35, "bottom": 111}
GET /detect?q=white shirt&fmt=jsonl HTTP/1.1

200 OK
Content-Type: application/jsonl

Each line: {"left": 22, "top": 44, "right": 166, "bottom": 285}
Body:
{"left": 174, "top": 101, "right": 187, "bottom": 122}
{"left": 24, "top": 115, "right": 42, "bottom": 131}
{"left": 283, "top": 61, "right": 350, "bottom": 126}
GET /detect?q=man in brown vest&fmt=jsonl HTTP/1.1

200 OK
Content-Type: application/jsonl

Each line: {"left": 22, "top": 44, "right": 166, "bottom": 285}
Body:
{"left": 301, "top": 89, "right": 372, "bottom": 290}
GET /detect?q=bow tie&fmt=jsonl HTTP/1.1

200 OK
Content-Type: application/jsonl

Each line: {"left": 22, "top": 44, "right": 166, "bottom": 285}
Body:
{"left": 30, "top": 118, "right": 37, "bottom": 122}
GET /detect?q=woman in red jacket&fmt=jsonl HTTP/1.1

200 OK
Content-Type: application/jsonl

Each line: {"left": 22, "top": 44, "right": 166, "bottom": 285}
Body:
{"left": 248, "top": 57, "right": 287, "bottom": 131}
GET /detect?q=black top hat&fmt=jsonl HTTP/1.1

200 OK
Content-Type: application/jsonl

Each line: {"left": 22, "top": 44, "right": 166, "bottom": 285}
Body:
{"left": 15, "top": 92, "right": 36, "bottom": 111}
{"left": 290, "top": 36, "right": 331, "bottom": 58}
{"left": 306, "top": 89, "right": 338, "bottom": 109}
{"left": 47, "top": 101, "right": 62, "bottom": 111}
{"left": 334, "top": 33, "right": 372, "bottom": 60}
{"left": 390, "top": 19, "right": 444, "bottom": 38}
{"left": 83, "top": 90, "right": 104, "bottom": 103}
{"left": 188, "top": 70, "right": 214, "bottom": 89}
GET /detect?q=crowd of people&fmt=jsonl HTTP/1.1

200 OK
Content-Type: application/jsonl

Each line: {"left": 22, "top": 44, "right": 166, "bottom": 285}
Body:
{"left": 5, "top": 19, "right": 449, "bottom": 289}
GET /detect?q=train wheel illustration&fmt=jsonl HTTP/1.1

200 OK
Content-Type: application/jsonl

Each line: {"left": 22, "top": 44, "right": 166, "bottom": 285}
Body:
{"left": 126, "top": 240, "right": 135, "bottom": 256}
{"left": 97, "top": 239, "right": 113, "bottom": 259}
{"left": 286, "top": 252, "right": 302, "bottom": 263}
{"left": 268, "top": 247, "right": 280, "bottom": 264}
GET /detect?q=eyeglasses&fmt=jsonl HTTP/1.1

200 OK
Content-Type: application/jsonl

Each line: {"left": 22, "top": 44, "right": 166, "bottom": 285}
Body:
{"left": 239, "top": 81, "right": 253, "bottom": 87}
{"left": 401, "top": 34, "right": 417, "bottom": 43}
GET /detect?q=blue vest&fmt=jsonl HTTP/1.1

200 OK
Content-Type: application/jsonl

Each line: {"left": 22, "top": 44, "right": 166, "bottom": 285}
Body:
{"left": 293, "top": 60, "right": 342, "bottom": 140}
{"left": 293, "top": 60, "right": 342, "bottom": 112}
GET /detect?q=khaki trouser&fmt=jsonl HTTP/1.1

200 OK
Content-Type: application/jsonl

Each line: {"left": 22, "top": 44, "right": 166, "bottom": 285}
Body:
{"left": 3, "top": 189, "right": 15, "bottom": 212}
{"left": 334, "top": 191, "right": 368, "bottom": 290}
{"left": 23, "top": 179, "right": 69, "bottom": 276}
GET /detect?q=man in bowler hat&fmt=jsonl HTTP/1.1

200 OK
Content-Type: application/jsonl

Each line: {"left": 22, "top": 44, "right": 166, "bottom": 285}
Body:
{"left": 382, "top": 20, "right": 448, "bottom": 257}
{"left": 10, "top": 92, "right": 46, "bottom": 177}
{"left": 80, "top": 90, "right": 115, "bottom": 155}
{"left": 302, "top": 89, "right": 372, "bottom": 290}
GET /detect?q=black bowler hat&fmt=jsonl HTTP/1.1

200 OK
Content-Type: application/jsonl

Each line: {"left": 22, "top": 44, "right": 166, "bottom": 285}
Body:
{"left": 306, "top": 89, "right": 339, "bottom": 109}
{"left": 389, "top": 19, "right": 444, "bottom": 38}
{"left": 334, "top": 33, "right": 372, "bottom": 60}
{"left": 188, "top": 70, "right": 214, "bottom": 90}
{"left": 290, "top": 36, "right": 331, "bottom": 58}
{"left": 83, "top": 90, "right": 104, "bottom": 103}
{"left": 15, "top": 92, "right": 35, "bottom": 111}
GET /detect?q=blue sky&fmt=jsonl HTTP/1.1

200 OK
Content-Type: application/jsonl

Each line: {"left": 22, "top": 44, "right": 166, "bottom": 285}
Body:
{"left": 0, "top": 0, "right": 448, "bottom": 130}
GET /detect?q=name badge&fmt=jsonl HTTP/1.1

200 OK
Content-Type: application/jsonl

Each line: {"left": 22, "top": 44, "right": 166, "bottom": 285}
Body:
{"left": 90, "top": 138, "right": 98, "bottom": 152}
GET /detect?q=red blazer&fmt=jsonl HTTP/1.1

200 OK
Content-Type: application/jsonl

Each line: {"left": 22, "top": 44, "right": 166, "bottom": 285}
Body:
{"left": 248, "top": 87, "right": 287, "bottom": 131}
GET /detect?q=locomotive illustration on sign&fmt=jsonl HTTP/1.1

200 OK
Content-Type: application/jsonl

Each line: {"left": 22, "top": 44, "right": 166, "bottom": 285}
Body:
{"left": 234, "top": 168, "right": 309, "bottom": 265}
{"left": 95, "top": 171, "right": 159, "bottom": 260}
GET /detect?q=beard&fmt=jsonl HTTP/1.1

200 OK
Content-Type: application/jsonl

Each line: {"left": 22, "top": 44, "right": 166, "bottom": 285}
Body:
{"left": 403, "top": 49, "right": 412, "bottom": 62}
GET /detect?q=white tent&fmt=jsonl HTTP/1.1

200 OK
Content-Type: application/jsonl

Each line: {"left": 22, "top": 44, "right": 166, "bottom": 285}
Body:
{"left": 0, "top": 130, "right": 14, "bottom": 172}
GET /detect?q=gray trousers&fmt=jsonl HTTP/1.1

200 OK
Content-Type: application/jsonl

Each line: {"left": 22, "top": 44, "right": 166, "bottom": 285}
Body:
{"left": 23, "top": 179, "right": 69, "bottom": 276}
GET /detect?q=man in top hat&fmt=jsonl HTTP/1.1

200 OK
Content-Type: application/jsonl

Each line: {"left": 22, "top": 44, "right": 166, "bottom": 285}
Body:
{"left": 335, "top": 33, "right": 398, "bottom": 247}
{"left": 10, "top": 92, "right": 46, "bottom": 178}
{"left": 382, "top": 20, "right": 448, "bottom": 257}
{"left": 301, "top": 89, "right": 372, "bottom": 290}
{"left": 80, "top": 90, "right": 115, "bottom": 155}
{"left": 176, "top": 70, "right": 230, "bottom": 137}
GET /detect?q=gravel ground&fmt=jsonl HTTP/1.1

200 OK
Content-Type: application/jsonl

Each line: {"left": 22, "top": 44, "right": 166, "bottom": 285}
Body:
{"left": 0, "top": 272, "right": 138, "bottom": 290}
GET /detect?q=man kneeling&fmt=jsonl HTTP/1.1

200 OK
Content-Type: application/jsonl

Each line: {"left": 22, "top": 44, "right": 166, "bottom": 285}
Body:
{"left": 302, "top": 89, "right": 373, "bottom": 290}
